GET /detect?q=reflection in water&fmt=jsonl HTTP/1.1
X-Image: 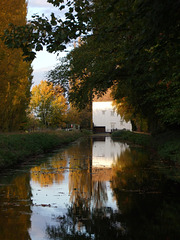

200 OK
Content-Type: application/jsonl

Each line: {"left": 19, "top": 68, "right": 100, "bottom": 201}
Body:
{"left": 0, "top": 137, "right": 179, "bottom": 240}
{"left": 45, "top": 138, "right": 180, "bottom": 240}
{"left": 0, "top": 173, "right": 32, "bottom": 240}
{"left": 46, "top": 205, "right": 126, "bottom": 240}
{"left": 111, "top": 147, "right": 180, "bottom": 240}
{"left": 68, "top": 141, "right": 92, "bottom": 208}
{"left": 93, "top": 137, "right": 129, "bottom": 168}
{"left": 29, "top": 137, "right": 128, "bottom": 239}
{"left": 31, "top": 152, "right": 67, "bottom": 187}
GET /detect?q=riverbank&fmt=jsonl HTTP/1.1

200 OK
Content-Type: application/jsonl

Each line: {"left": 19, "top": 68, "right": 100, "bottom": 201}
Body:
{"left": 0, "top": 130, "right": 88, "bottom": 169}
{"left": 111, "top": 130, "right": 180, "bottom": 183}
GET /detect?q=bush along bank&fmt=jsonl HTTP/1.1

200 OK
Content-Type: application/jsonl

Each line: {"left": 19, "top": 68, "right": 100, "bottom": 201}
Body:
{"left": 111, "top": 130, "right": 180, "bottom": 183}
{"left": 0, "top": 130, "right": 87, "bottom": 169}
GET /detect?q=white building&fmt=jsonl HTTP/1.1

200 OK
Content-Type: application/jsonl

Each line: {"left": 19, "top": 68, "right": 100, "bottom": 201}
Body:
{"left": 92, "top": 91, "right": 132, "bottom": 133}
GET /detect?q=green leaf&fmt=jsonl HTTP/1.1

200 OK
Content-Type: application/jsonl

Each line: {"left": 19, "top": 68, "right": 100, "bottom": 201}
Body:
{"left": 35, "top": 44, "right": 43, "bottom": 51}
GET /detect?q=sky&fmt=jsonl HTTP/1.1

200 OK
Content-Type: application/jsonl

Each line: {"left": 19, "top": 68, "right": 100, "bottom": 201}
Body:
{"left": 27, "top": 0, "right": 68, "bottom": 86}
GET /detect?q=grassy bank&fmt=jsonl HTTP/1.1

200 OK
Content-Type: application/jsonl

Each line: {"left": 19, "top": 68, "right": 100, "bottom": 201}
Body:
{"left": 111, "top": 130, "right": 152, "bottom": 147}
{"left": 0, "top": 130, "right": 88, "bottom": 169}
{"left": 111, "top": 130, "right": 180, "bottom": 182}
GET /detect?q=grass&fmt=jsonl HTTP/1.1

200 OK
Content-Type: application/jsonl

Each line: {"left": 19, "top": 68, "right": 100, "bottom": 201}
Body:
{"left": 111, "top": 130, "right": 152, "bottom": 147}
{"left": 154, "top": 131, "right": 180, "bottom": 162}
{"left": 0, "top": 130, "right": 89, "bottom": 169}
{"left": 153, "top": 131, "right": 180, "bottom": 183}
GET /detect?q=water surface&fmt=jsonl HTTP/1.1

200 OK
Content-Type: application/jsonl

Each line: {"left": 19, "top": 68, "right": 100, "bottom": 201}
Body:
{"left": 0, "top": 137, "right": 179, "bottom": 240}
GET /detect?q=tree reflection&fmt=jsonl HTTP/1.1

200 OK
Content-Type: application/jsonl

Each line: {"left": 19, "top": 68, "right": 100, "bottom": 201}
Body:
{"left": 92, "top": 181, "right": 108, "bottom": 209}
{"left": 111, "top": 146, "right": 180, "bottom": 239}
{"left": 46, "top": 138, "right": 180, "bottom": 239}
{"left": 0, "top": 173, "right": 32, "bottom": 239}
{"left": 46, "top": 139, "right": 126, "bottom": 239}
{"left": 45, "top": 138, "right": 125, "bottom": 239}
{"left": 68, "top": 139, "right": 92, "bottom": 210}
{"left": 46, "top": 203, "right": 126, "bottom": 240}
{"left": 69, "top": 169, "right": 92, "bottom": 208}
{"left": 68, "top": 139, "right": 110, "bottom": 210}
{"left": 111, "top": 148, "right": 157, "bottom": 193}
{"left": 31, "top": 152, "right": 67, "bottom": 187}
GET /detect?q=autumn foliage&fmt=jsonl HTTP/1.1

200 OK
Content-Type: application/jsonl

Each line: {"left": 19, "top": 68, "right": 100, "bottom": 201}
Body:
{"left": 29, "top": 80, "right": 67, "bottom": 128}
{"left": 0, "top": 0, "right": 32, "bottom": 131}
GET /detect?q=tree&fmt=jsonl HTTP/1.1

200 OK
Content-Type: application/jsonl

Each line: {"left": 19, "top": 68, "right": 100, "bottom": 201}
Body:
{"left": 47, "top": 57, "right": 70, "bottom": 94}
{"left": 45, "top": 0, "right": 179, "bottom": 132}
{"left": 66, "top": 104, "right": 92, "bottom": 130}
{"left": 0, "top": 0, "right": 32, "bottom": 131}
{"left": 29, "top": 80, "right": 67, "bottom": 128}
{"left": 3, "top": 0, "right": 180, "bottom": 132}
{"left": 112, "top": 97, "right": 148, "bottom": 132}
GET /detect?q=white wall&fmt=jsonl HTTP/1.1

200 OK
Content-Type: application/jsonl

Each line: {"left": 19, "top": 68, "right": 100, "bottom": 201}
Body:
{"left": 93, "top": 101, "right": 132, "bottom": 132}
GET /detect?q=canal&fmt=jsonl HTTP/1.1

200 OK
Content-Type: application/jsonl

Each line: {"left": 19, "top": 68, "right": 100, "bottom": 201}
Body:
{"left": 0, "top": 136, "right": 179, "bottom": 239}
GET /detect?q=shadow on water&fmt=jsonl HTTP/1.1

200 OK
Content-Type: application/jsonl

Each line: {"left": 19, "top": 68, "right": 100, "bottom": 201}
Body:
{"left": 0, "top": 137, "right": 179, "bottom": 240}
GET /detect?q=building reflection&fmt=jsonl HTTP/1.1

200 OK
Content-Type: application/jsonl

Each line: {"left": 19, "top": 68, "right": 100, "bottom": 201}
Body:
{"left": 69, "top": 137, "right": 130, "bottom": 209}
{"left": 46, "top": 138, "right": 180, "bottom": 239}
{"left": 29, "top": 137, "right": 131, "bottom": 239}
{"left": 30, "top": 137, "right": 130, "bottom": 209}
{"left": 0, "top": 137, "right": 178, "bottom": 240}
{"left": 92, "top": 136, "right": 128, "bottom": 168}
{"left": 46, "top": 137, "right": 130, "bottom": 239}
